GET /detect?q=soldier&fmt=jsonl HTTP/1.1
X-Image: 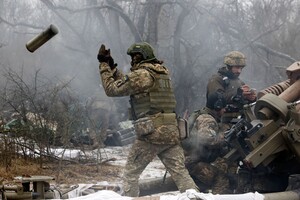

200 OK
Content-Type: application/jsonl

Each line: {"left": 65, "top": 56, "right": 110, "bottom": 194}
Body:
{"left": 182, "top": 92, "right": 232, "bottom": 194}
{"left": 182, "top": 92, "right": 227, "bottom": 164}
{"left": 97, "top": 42, "right": 199, "bottom": 197}
{"left": 206, "top": 51, "right": 257, "bottom": 124}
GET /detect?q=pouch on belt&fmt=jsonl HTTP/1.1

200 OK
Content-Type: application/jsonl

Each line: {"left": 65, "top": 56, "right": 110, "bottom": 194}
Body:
{"left": 133, "top": 113, "right": 180, "bottom": 144}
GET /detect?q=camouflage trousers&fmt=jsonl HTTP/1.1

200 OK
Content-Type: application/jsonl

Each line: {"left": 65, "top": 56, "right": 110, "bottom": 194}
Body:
{"left": 123, "top": 139, "right": 199, "bottom": 197}
{"left": 189, "top": 157, "right": 232, "bottom": 194}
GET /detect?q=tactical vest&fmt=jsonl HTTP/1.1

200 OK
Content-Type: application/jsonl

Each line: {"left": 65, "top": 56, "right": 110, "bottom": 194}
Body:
{"left": 187, "top": 107, "right": 213, "bottom": 132}
{"left": 130, "top": 68, "right": 176, "bottom": 120}
{"left": 221, "top": 74, "right": 245, "bottom": 123}
{"left": 210, "top": 67, "right": 245, "bottom": 103}
{"left": 223, "top": 77, "right": 244, "bottom": 101}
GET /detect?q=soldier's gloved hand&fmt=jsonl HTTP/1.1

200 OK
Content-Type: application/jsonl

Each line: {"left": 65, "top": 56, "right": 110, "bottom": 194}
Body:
{"left": 231, "top": 87, "right": 243, "bottom": 103}
{"left": 97, "top": 44, "right": 118, "bottom": 70}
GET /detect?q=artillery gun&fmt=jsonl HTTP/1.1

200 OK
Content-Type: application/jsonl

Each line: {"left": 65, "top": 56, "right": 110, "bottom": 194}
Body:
{"left": 134, "top": 62, "right": 300, "bottom": 197}
{"left": 0, "top": 176, "right": 57, "bottom": 200}
{"left": 224, "top": 61, "right": 300, "bottom": 193}
{"left": 0, "top": 175, "right": 82, "bottom": 200}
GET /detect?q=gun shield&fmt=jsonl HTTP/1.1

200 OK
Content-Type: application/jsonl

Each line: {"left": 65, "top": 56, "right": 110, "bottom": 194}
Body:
{"left": 26, "top": 24, "right": 58, "bottom": 53}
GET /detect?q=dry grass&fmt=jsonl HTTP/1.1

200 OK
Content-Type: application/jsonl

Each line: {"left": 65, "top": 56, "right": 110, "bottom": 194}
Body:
{"left": 0, "top": 157, "right": 123, "bottom": 186}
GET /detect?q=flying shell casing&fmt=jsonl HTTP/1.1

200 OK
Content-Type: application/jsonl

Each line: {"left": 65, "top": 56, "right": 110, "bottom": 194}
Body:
{"left": 26, "top": 24, "right": 59, "bottom": 53}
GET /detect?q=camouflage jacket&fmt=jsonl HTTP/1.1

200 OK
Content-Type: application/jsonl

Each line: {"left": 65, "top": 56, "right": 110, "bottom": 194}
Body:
{"left": 183, "top": 107, "right": 226, "bottom": 163}
{"left": 99, "top": 62, "right": 154, "bottom": 97}
{"left": 99, "top": 62, "right": 180, "bottom": 144}
{"left": 192, "top": 107, "right": 223, "bottom": 147}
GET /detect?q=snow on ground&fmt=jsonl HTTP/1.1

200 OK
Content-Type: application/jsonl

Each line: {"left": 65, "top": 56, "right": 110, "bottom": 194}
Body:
{"left": 50, "top": 146, "right": 267, "bottom": 200}
{"left": 51, "top": 144, "right": 167, "bottom": 180}
{"left": 55, "top": 189, "right": 265, "bottom": 200}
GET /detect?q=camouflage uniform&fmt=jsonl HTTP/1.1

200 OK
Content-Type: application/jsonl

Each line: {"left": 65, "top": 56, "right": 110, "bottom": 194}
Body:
{"left": 98, "top": 42, "right": 198, "bottom": 197}
{"left": 182, "top": 107, "right": 231, "bottom": 194}
{"left": 183, "top": 107, "right": 224, "bottom": 163}
{"left": 201, "top": 51, "right": 255, "bottom": 193}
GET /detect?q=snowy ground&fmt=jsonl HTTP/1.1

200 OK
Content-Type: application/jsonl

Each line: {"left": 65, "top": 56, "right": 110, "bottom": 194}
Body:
{"left": 51, "top": 145, "right": 167, "bottom": 180}
{"left": 49, "top": 146, "right": 266, "bottom": 200}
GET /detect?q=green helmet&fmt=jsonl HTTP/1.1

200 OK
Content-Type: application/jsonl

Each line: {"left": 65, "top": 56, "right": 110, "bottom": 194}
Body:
{"left": 224, "top": 51, "right": 246, "bottom": 67}
{"left": 127, "top": 42, "right": 156, "bottom": 61}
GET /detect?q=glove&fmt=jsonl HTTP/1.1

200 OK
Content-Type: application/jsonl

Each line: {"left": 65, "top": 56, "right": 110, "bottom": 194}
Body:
{"left": 231, "top": 87, "right": 243, "bottom": 103}
{"left": 97, "top": 44, "right": 117, "bottom": 70}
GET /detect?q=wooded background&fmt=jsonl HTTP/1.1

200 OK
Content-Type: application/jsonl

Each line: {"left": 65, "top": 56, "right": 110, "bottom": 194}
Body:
{"left": 0, "top": 0, "right": 299, "bottom": 124}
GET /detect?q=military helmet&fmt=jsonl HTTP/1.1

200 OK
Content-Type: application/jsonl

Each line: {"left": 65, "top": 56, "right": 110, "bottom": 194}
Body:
{"left": 224, "top": 51, "right": 246, "bottom": 67}
{"left": 127, "top": 42, "right": 156, "bottom": 60}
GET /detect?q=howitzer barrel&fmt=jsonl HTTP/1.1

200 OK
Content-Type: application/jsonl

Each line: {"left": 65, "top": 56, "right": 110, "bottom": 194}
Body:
{"left": 279, "top": 78, "right": 300, "bottom": 102}
{"left": 257, "top": 79, "right": 300, "bottom": 120}
{"left": 26, "top": 24, "right": 58, "bottom": 53}
{"left": 257, "top": 79, "right": 291, "bottom": 99}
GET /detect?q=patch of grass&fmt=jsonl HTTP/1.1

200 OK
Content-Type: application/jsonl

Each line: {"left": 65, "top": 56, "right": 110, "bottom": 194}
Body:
{"left": 0, "top": 157, "right": 123, "bottom": 185}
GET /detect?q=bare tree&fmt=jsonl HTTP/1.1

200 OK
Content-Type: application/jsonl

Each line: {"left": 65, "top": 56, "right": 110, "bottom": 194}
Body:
{"left": 1, "top": 0, "right": 300, "bottom": 141}
{"left": 0, "top": 66, "right": 77, "bottom": 167}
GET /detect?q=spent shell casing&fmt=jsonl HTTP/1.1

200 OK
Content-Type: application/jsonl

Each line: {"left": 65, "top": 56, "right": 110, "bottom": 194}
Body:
{"left": 26, "top": 24, "right": 58, "bottom": 53}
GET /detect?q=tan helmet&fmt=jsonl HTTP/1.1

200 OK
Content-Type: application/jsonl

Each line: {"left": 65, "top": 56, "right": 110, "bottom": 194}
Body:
{"left": 224, "top": 51, "right": 246, "bottom": 67}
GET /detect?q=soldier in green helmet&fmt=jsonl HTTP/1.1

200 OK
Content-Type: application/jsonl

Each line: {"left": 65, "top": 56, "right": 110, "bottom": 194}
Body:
{"left": 206, "top": 51, "right": 257, "bottom": 125}
{"left": 97, "top": 42, "right": 199, "bottom": 197}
